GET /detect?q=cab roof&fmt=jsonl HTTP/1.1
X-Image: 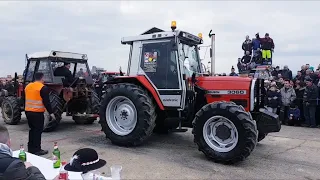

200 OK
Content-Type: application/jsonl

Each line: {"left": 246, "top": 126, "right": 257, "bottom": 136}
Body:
{"left": 27, "top": 50, "right": 88, "bottom": 60}
{"left": 121, "top": 27, "right": 203, "bottom": 45}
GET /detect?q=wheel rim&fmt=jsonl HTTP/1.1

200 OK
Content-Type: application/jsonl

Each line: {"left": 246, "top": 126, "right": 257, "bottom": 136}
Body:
{"left": 203, "top": 115, "right": 239, "bottom": 153}
{"left": 2, "top": 102, "right": 13, "bottom": 121}
{"left": 106, "top": 96, "right": 137, "bottom": 136}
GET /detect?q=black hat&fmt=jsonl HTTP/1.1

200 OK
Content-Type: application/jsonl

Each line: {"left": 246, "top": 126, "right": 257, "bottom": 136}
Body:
{"left": 64, "top": 62, "right": 70, "bottom": 66}
{"left": 64, "top": 148, "right": 106, "bottom": 172}
{"left": 265, "top": 33, "right": 269, "bottom": 36}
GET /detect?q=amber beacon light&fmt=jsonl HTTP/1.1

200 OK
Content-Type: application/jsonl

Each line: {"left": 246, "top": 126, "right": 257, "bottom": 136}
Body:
{"left": 198, "top": 33, "right": 203, "bottom": 39}
{"left": 171, "top": 21, "right": 177, "bottom": 31}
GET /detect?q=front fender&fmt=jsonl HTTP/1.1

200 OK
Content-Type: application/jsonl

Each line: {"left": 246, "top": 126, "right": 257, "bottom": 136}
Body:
{"left": 107, "top": 75, "right": 165, "bottom": 110}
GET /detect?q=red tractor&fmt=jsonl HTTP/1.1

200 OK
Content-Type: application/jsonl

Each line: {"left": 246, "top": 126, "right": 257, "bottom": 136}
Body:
{"left": 99, "top": 22, "right": 281, "bottom": 164}
{"left": 1, "top": 51, "right": 100, "bottom": 132}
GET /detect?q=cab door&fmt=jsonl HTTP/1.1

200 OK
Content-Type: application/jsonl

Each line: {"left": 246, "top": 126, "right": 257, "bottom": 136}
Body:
{"left": 140, "top": 39, "right": 183, "bottom": 108}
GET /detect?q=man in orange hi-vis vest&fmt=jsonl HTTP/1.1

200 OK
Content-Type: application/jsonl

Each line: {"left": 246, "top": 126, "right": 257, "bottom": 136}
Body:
{"left": 25, "top": 72, "right": 55, "bottom": 155}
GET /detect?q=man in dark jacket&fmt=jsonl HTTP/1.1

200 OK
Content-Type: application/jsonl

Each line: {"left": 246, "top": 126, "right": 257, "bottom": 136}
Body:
{"left": 237, "top": 58, "right": 243, "bottom": 72}
{"left": 271, "top": 66, "right": 282, "bottom": 77}
{"left": 281, "top": 65, "right": 293, "bottom": 80}
{"left": 0, "top": 125, "right": 46, "bottom": 179}
{"left": 53, "top": 62, "right": 74, "bottom": 86}
{"left": 294, "top": 71, "right": 304, "bottom": 82}
{"left": 242, "top": 35, "right": 252, "bottom": 55}
{"left": 229, "top": 66, "right": 238, "bottom": 76}
{"left": 265, "top": 84, "right": 281, "bottom": 113}
{"left": 303, "top": 78, "right": 318, "bottom": 128}
{"left": 241, "top": 51, "right": 252, "bottom": 64}
{"left": 260, "top": 33, "right": 275, "bottom": 65}
{"left": 240, "top": 51, "right": 252, "bottom": 71}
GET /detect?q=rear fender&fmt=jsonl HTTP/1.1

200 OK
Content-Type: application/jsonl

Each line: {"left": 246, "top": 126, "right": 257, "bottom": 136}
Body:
{"left": 107, "top": 76, "right": 165, "bottom": 110}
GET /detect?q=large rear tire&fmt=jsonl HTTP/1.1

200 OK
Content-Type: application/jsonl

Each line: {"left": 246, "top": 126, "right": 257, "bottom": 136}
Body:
{"left": 43, "top": 91, "right": 63, "bottom": 132}
{"left": 1, "top": 96, "right": 21, "bottom": 125}
{"left": 99, "top": 83, "right": 156, "bottom": 146}
{"left": 192, "top": 101, "right": 258, "bottom": 164}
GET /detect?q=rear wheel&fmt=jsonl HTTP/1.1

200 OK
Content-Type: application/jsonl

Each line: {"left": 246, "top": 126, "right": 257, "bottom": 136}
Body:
{"left": 1, "top": 97, "right": 21, "bottom": 125}
{"left": 43, "top": 91, "right": 63, "bottom": 132}
{"left": 100, "top": 83, "right": 156, "bottom": 146}
{"left": 192, "top": 101, "right": 257, "bottom": 164}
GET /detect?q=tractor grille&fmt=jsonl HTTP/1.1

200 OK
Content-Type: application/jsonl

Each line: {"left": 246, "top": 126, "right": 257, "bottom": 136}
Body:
{"left": 253, "top": 79, "right": 264, "bottom": 109}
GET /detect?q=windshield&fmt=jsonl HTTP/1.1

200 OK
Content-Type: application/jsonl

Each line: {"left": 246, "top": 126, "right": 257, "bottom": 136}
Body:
{"left": 51, "top": 61, "right": 90, "bottom": 78}
{"left": 178, "top": 41, "right": 201, "bottom": 76}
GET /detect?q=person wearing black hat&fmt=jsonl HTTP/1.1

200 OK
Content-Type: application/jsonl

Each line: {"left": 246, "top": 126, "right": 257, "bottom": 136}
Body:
{"left": 53, "top": 62, "right": 74, "bottom": 86}
{"left": 229, "top": 66, "right": 238, "bottom": 76}
{"left": 260, "top": 33, "right": 275, "bottom": 65}
{"left": 64, "top": 148, "right": 106, "bottom": 175}
{"left": 303, "top": 77, "right": 318, "bottom": 127}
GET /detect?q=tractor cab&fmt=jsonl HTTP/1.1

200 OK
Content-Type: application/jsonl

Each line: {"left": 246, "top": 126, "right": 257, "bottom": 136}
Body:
{"left": 25, "top": 51, "right": 93, "bottom": 89}
{"left": 122, "top": 22, "right": 203, "bottom": 110}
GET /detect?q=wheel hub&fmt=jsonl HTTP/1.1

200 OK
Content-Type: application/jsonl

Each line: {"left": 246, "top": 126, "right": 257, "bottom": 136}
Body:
{"left": 203, "top": 116, "right": 239, "bottom": 153}
{"left": 215, "top": 124, "right": 231, "bottom": 141}
{"left": 120, "top": 110, "right": 128, "bottom": 120}
{"left": 106, "top": 96, "right": 137, "bottom": 136}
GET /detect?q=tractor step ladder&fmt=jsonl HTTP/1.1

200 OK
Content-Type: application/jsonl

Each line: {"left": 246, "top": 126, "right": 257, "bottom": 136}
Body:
{"left": 171, "top": 111, "right": 188, "bottom": 133}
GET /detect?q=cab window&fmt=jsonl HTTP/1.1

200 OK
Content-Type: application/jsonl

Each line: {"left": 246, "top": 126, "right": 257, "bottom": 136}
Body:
{"left": 25, "top": 61, "right": 36, "bottom": 82}
{"left": 37, "top": 60, "right": 52, "bottom": 82}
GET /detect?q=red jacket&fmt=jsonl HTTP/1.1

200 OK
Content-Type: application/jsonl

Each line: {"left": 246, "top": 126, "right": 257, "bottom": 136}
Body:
{"left": 260, "top": 37, "right": 275, "bottom": 50}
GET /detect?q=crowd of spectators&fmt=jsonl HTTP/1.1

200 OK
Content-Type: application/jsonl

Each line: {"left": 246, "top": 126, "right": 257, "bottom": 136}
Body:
{"left": 228, "top": 63, "right": 320, "bottom": 128}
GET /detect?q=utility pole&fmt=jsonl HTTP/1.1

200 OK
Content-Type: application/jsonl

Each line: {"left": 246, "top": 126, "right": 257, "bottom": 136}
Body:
{"left": 209, "top": 30, "right": 215, "bottom": 75}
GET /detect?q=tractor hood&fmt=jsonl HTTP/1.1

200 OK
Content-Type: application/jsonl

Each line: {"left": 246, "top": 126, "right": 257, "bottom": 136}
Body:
{"left": 195, "top": 76, "right": 252, "bottom": 92}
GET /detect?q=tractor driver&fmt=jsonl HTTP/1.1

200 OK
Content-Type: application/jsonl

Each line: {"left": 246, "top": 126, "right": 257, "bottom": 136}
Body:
{"left": 53, "top": 62, "right": 74, "bottom": 86}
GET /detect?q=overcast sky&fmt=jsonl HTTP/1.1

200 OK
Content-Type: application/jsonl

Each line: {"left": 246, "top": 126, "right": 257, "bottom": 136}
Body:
{"left": 0, "top": 1, "right": 319, "bottom": 76}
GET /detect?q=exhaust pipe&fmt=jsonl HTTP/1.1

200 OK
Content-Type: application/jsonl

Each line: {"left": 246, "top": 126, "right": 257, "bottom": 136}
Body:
{"left": 209, "top": 30, "right": 215, "bottom": 76}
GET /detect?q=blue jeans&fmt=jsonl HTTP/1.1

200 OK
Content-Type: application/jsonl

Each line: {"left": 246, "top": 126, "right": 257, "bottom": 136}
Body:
{"left": 303, "top": 104, "right": 316, "bottom": 126}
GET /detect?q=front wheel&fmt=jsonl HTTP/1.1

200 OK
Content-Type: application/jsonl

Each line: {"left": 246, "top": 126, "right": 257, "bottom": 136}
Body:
{"left": 1, "top": 96, "right": 21, "bottom": 125}
{"left": 99, "top": 83, "right": 156, "bottom": 146}
{"left": 192, "top": 101, "right": 258, "bottom": 164}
